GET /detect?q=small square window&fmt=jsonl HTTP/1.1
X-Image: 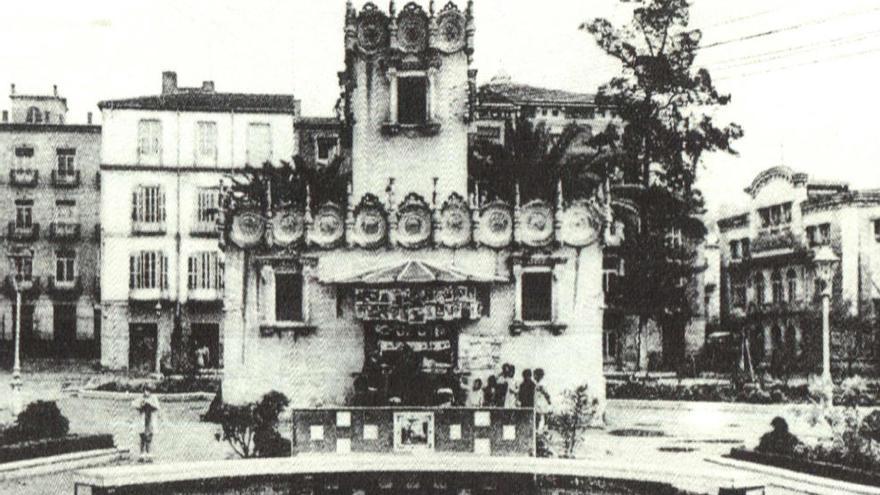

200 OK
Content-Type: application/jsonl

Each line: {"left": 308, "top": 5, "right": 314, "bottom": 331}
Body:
{"left": 474, "top": 411, "right": 490, "bottom": 427}
{"left": 309, "top": 425, "right": 324, "bottom": 441}
{"left": 474, "top": 438, "right": 491, "bottom": 455}
{"left": 316, "top": 137, "right": 338, "bottom": 162}
{"left": 449, "top": 424, "right": 462, "bottom": 440}
{"left": 336, "top": 411, "right": 351, "bottom": 427}
{"left": 336, "top": 438, "right": 351, "bottom": 453}
{"left": 363, "top": 424, "right": 379, "bottom": 440}
{"left": 502, "top": 425, "right": 516, "bottom": 441}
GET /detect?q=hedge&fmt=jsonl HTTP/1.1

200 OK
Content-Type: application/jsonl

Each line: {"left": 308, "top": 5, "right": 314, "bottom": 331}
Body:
{"left": 95, "top": 376, "right": 219, "bottom": 394}
{"left": 728, "top": 448, "right": 880, "bottom": 487}
{"left": 0, "top": 434, "right": 115, "bottom": 464}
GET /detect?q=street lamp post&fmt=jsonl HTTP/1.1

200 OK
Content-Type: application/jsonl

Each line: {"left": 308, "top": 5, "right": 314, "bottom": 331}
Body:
{"left": 9, "top": 270, "right": 23, "bottom": 415}
{"left": 813, "top": 246, "right": 839, "bottom": 405}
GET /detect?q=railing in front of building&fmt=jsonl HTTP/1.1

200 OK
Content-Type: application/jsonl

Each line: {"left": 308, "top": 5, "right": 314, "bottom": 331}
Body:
{"left": 187, "top": 287, "right": 223, "bottom": 302}
{"left": 49, "top": 222, "right": 81, "bottom": 241}
{"left": 3, "top": 275, "right": 41, "bottom": 296}
{"left": 48, "top": 276, "right": 82, "bottom": 297}
{"left": 7, "top": 222, "right": 40, "bottom": 241}
{"left": 751, "top": 226, "right": 804, "bottom": 255}
{"left": 51, "top": 170, "right": 81, "bottom": 188}
{"left": 291, "top": 407, "right": 535, "bottom": 457}
{"left": 132, "top": 221, "right": 166, "bottom": 236}
{"left": 191, "top": 221, "right": 219, "bottom": 237}
{"left": 9, "top": 169, "right": 38, "bottom": 187}
{"left": 129, "top": 287, "right": 170, "bottom": 301}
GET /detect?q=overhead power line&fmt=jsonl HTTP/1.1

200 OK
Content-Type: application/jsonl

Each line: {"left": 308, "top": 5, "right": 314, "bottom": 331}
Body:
{"left": 717, "top": 45, "right": 880, "bottom": 81}
{"left": 700, "top": 4, "right": 880, "bottom": 50}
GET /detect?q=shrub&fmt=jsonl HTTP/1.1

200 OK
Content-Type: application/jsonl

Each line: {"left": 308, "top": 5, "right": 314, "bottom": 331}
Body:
{"left": 15, "top": 401, "right": 69, "bottom": 442}
{"left": 0, "top": 434, "right": 114, "bottom": 464}
{"left": 215, "top": 391, "right": 290, "bottom": 458}
{"left": 546, "top": 384, "right": 599, "bottom": 458}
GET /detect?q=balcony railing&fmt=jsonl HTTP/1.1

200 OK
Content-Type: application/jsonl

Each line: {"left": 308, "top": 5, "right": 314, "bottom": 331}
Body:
{"left": 129, "top": 287, "right": 169, "bottom": 301}
{"left": 7, "top": 223, "right": 40, "bottom": 241}
{"left": 132, "top": 221, "right": 166, "bottom": 236}
{"left": 4, "top": 275, "right": 41, "bottom": 296}
{"left": 751, "top": 226, "right": 803, "bottom": 255}
{"left": 51, "top": 170, "right": 81, "bottom": 188}
{"left": 188, "top": 287, "right": 223, "bottom": 302}
{"left": 48, "top": 276, "right": 82, "bottom": 296}
{"left": 191, "top": 221, "right": 219, "bottom": 237}
{"left": 9, "top": 169, "right": 38, "bottom": 187}
{"left": 49, "top": 222, "right": 81, "bottom": 241}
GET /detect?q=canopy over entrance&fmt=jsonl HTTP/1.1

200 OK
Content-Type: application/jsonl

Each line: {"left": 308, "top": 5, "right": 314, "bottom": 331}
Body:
{"left": 326, "top": 260, "right": 507, "bottom": 285}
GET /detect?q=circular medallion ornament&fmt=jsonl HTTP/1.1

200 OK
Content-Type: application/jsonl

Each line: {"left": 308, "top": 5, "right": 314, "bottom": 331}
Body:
{"left": 397, "top": 8, "right": 428, "bottom": 53}
{"left": 478, "top": 202, "right": 513, "bottom": 249}
{"left": 310, "top": 203, "right": 345, "bottom": 249}
{"left": 230, "top": 211, "right": 265, "bottom": 249}
{"left": 435, "top": 9, "right": 466, "bottom": 53}
{"left": 271, "top": 209, "right": 305, "bottom": 247}
{"left": 396, "top": 206, "right": 432, "bottom": 249}
{"left": 519, "top": 201, "right": 555, "bottom": 247}
{"left": 354, "top": 208, "right": 387, "bottom": 249}
{"left": 560, "top": 201, "right": 600, "bottom": 247}
{"left": 357, "top": 9, "right": 389, "bottom": 55}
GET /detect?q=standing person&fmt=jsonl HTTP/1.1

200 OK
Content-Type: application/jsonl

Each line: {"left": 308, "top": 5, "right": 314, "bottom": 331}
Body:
{"left": 195, "top": 345, "right": 210, "bottom": 369}
{"left": 534, "top": 368, "right": 551, "bottom": 430}
{"left": 518, "top": 369, "right": 536, "bottom": 407}
{"left": 483, "top": 375, "right": 498, "bottom": 407}
{"left": 132, "top": 388, "right": 161, "bottom": 462}
{"left": 498, "top": 363, "right": 518, "bottom": 408}
{"left": 466, "top": 377, "right": 484, "bottom": 407}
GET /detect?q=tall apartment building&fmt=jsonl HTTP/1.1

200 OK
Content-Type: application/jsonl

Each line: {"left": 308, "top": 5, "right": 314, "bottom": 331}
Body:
{"left": 0, "top": 85, "right": 101, "bottom": 361}
{"left": 98, "top": 72, "right": 299, "bottom": 372}
{"left": 717, "top": 166, "right": 880, "bottom": 370}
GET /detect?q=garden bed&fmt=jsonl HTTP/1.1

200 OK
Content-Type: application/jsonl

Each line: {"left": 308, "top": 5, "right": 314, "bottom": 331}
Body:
{"left": 0, "top": 434, "right": 115, "bottom": 464}
{"left": 727, "top": 448, "right": 880, "bottom": 488}
{"left": 93, "top": 376, "right": 219, "bottom": 395}
{"left": 607, "top": 379, "right": 880, "bottom": 405}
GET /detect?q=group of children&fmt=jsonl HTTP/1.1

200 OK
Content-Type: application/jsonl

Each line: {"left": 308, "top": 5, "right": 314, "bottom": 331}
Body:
{"left": 464, "top": 363, "right": 551, "bottom": 428}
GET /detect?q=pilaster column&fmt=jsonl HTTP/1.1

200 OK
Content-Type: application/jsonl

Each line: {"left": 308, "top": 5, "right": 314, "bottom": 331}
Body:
{"left": 388, "top": 68, "right": 399, "bottom": 125}
{"left": 427, "top": 67, "right": 438, "bottom": 122}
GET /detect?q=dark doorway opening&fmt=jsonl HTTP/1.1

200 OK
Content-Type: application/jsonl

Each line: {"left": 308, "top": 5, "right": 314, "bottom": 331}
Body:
{"left": 191, "top": 323, "right": 221, "bottom": 369}
{"left": 129, "top": 323, "right": 158, "bottom": 373}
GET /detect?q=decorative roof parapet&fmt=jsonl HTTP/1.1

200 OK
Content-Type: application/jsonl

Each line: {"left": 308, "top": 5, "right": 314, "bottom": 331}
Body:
{"left": 718, "top": 213, "right": 749, "bottom": 233}
{"left": 744, "top": 166, "right": 808, "bottom": 198}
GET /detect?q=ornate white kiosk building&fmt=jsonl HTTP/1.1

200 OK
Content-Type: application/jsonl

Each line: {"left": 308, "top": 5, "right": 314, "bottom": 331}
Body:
{"left": 220, "top": 0, "right": 609, "bottom": 410}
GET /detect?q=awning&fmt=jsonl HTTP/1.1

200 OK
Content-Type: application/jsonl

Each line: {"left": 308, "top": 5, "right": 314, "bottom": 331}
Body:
{"left": 326, "top": 260, "right": 507, "bottom": 285}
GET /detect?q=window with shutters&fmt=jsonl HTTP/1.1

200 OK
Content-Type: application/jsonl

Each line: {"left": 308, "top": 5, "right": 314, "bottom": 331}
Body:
{"left": 12, "top": 254, "right": 33, "bottom": 282}
{"left": 196, "top": 121, "right": 218, "bottom": 165}
{"left": 15, "top": 200, "right": 33, "bottom": 228}
{"left": 129, "top": 251, "right": 169, "bottom": 290}
{"left": 131, "top": 185, "right": 166, "bottom": 234}
{"left": 187, "top": 251, "right": 224, "bottom": 291}
{"left": 56, "top": 148, "right": 76, "bottom": 175}
{"left": 246, "top": 123, "right": 272, "bottom": 165}
{"left": 193, "top": 188, "right": 219, "bottom": 234}
{"left": 137, "top": 119, "right": 162, "bottom": 162}
{"left": 521, "top": 270, "right": 553, "bottom": 323}
{"left": 275, "top": 272, "right": 304, "bottom": 322}
{"left": 14, "top": 146, "right": 34, "bottom": 169}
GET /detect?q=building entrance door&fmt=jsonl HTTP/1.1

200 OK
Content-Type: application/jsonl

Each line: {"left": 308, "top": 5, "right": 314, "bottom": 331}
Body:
{"left": 191, "top": 323, "right": 220, "bottom": 369}
{"left": 129, "top": 323, "right": 158, "bottom": 373}
{"left": 53, "top": 304, "right": 77, "bottom": 357}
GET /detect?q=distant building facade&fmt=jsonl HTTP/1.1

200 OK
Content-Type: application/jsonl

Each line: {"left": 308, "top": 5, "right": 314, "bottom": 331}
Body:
{"left": 0, "top": 85, "right": 101, "bottom": 360}
{"left": 471, "top": 77, "right": 719, "bottom": 372}
{"left": 98, "top": 72, "right": 299, "bottom": 372}
{"left": 717, "top": 166, "right": 880, "bottom": 371}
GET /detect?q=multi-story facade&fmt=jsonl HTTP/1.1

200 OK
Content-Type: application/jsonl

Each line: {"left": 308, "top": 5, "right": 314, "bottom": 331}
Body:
{"left": 98, "top": 72, "right": 299, "bottom": 372}
{"left": 0, "top": 85, "right": 101, "bottom": 361}
{"left": 717, "top": 166, "right": 880, "bottom": 371}
{"left": 220, "top": 0, "right": 609, "bottom": 407}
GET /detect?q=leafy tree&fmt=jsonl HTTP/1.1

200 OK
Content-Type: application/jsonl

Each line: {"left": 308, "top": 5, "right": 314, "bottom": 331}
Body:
{"left": 582, "top": 0, "right": 742, "bottom": 369}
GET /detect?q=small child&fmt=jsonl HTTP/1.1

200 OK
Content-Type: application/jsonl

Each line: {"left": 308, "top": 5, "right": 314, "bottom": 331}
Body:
{"left": 132, "top": 388, "right": 161, "bottom": 462}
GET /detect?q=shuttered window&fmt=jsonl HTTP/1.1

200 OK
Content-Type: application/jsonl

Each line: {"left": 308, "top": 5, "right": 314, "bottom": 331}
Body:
{"left": 129, "top": 251, "right": 169, "bottom": 290}
{"left": 187, "top": 251, "right": 224, "bottom": 290}
{"left": 131, "top": 186, "right": 166, "bottom": 224}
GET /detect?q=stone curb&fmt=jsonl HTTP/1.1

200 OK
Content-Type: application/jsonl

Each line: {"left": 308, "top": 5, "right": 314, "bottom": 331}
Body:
{"left": 706, "top": 455, "right": 880, "bottom": 495}
{"left": 72, "top": 389, "right": 215, "bottom": 402}
{"left": 0, "top": 448, "right": 129, "bottom": 482}
{"left": 608, "top": 399, "right": 819, "bottom": 414}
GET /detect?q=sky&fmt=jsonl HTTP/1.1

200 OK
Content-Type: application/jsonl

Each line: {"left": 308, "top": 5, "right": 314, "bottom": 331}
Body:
{"left": 2, "top": 0, "right": 879, "bottom": 220}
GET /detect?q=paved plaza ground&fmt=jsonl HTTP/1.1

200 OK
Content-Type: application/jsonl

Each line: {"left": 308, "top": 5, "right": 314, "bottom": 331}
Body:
{"left": 0, "top": 367, "right": 840, "bottom": 494}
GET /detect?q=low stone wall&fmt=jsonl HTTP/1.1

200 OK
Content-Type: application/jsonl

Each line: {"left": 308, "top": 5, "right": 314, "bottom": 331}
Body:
{"left": 292, "top": 407, "right": 535, "bottom": 457}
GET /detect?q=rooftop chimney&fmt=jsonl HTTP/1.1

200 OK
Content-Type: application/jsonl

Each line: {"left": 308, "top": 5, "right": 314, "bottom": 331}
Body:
{"left": 162, "top": 71, "right": 178, "bottom": 95}
{"left": 10, "top": 83, "right": 15, "bottom": 95}
{"left": 201, "top": 81, "right": 215, "bottom": 93}
{"left": 53, "top": 84, "right": 58, "bottom": 97}
{"left": 87, "top": 112, "right": 93, "bottom": 125}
